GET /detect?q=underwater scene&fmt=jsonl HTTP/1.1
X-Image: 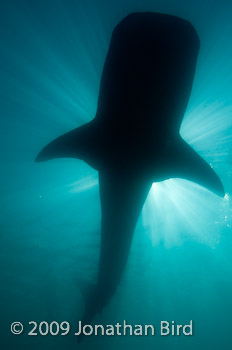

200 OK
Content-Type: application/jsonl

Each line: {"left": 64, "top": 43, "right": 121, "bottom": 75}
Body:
{"left": 0, "top": 0, "right": 232, "bottom": 349}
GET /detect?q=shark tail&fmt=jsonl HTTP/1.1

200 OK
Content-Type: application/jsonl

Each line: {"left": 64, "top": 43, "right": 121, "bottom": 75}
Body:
{"left": 77, "top": 280, "right": 105, "bottom": 343}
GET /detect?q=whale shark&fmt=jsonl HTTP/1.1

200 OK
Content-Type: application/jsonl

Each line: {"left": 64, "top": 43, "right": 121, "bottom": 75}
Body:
{"left": 36, "top": 12, "right": 224, "bottom": 333}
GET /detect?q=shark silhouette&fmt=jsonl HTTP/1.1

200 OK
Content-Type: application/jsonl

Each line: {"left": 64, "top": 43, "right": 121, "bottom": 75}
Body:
{"left": 36, "top": 12, "right": 224, "bottom": 331}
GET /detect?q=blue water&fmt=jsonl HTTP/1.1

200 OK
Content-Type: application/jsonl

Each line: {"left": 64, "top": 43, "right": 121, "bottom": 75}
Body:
{"left": 0, "top": 0, "right": 232, "bottom": 349}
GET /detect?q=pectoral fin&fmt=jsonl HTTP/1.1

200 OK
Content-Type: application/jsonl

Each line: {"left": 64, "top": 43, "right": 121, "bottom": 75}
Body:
{"left": 172, "top": 138, "right": 224, "bottom": 197}
{"left": 35, "top": 121, "right": 100, "bottom": 169}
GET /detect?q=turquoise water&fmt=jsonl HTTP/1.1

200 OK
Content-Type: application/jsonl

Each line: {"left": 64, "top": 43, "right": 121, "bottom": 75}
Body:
{"left": 0, "top": 0, "right": 232, "bottom": 349}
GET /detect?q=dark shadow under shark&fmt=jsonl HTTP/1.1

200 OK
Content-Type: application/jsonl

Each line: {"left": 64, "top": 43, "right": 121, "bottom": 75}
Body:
{"left": 36, "top": 12, "right": 224, "bottom": 336}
